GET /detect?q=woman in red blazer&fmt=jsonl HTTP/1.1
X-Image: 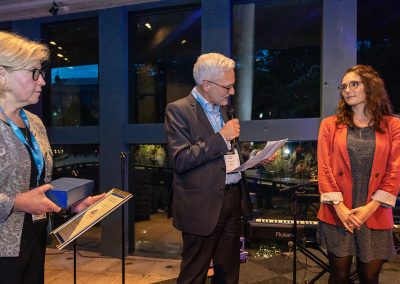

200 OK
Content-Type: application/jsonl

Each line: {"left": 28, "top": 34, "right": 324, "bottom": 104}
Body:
{"left": 317, "top": 65, "right": 400, "bottom": 284}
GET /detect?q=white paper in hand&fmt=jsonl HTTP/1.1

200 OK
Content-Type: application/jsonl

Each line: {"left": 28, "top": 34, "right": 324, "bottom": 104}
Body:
{"left": 228, "top": 138, "right": 288, "bottom": 173}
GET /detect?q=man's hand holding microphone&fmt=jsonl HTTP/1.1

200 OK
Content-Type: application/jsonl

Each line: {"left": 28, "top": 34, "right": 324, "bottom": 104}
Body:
{"left": 220, "top": 118, "right": 240, "bottom": 142}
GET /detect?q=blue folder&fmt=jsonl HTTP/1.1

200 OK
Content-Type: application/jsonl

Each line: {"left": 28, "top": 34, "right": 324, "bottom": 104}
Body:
{"left": 46, "top": 177, "right": 94, "bottom": 208}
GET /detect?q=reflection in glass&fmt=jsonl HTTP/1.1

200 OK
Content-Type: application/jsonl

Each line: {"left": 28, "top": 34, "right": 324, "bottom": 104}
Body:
{"left": 42, "top": 18, "right": 99, "bottom": 126}
{"left": 242, "top": 141, "right": 317, "bottom": 180}
{"left": 243, "top": 140, "right": 319, "bottom": 225}
{"left": 233, "top": 1, "right": 322, "bottom": 120}
{"left": 52, "top": 144, "right": 100, "bottom": 194}
{"left": 128, "top": 7, "right": 201, "bottom": 123}
{"left": 51, "top": 144, "right": 100, "bottom": 252}
{"left": 129, "top": 144, "right": 181, "bottom": 258}
{"left": 50, "top": 65, "right": 99, "bottom": 126}
{"left": 357, "top": 0, "right": 400, "bottom": 113}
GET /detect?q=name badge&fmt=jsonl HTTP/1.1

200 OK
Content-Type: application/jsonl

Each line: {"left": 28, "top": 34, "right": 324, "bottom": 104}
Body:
{"left": 224, "top": 149, "right": 241, "bottom": 173}
{"left": 32, "top": 213, "right": 47, "bottom": 222}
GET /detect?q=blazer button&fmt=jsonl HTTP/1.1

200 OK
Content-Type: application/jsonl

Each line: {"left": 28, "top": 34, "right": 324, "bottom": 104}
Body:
{"left": 219, "top": 188, "right": 224, "bottom": 193}
{"left": 222, "top": 167, "right": 226, "bottom": 172}
{"left": 375, "top": 173, "right": 379, "bottom": 178}
{"left": 338, "top": 171, "right": 343, "bottom": 176}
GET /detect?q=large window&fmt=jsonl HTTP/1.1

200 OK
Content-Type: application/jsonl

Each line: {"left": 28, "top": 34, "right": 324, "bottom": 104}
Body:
{"left": 129, "top": 144, "right": 180, "bottom": 258}
{"left": 51, "top": 144, "right": 101, "bottom": 252}
{"left": 0, "top": 23, "right": 11, "bottom": 31}
{"left": 357, "top": 0, "right": 400, "bottom": 113}
{"left": 128, "top": 6, "right": 201, "bottom": 123}
{"left": 41, "top": 18, "right": 99, "bottom": 127}
{"left": 243, "top": 140, "right": 318, "bottom": 223}
{"left": 233, "top": 0, "right": 322, "bottom": 120}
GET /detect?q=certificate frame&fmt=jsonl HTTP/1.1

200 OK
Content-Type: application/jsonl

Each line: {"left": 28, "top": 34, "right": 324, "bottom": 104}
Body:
{"left": 50, "top": 188, "right": 132, "bottom": 250}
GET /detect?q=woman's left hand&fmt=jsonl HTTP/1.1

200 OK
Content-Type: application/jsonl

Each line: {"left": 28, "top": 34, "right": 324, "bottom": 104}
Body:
{"left": 349, "top": 200, "right": 381, "bottom": 226}
{"left": 71, "top": 193, "right": 106, "bottom": 213}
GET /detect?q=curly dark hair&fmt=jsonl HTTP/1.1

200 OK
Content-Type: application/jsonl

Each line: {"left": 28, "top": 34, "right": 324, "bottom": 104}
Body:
{"left": 335, "top": 65, "right": 393, "bottom": 132}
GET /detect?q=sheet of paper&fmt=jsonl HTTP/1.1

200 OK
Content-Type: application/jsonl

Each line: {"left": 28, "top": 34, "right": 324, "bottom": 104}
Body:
{"left": 228, "top": 139, "right": 288, "bottom": 173}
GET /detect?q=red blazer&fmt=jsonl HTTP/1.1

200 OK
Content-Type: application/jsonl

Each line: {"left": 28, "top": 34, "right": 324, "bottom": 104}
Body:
{"left": 317, "top": 115, "right": 400, "bottom": 229}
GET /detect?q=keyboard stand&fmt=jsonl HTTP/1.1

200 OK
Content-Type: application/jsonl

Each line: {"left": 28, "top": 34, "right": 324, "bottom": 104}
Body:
{"left": 296, "top": 241, "right": 329, "bottom": 283}
{"left": 292, "top": 184, "right": 358, "bottom": 284}
{"left": 291, "top": 182, "right": 318, "bottom": 283}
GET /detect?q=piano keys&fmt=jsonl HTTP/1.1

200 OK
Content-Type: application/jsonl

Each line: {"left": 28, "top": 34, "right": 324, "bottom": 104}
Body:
{"left": 247, "top": 218, "right": 400, "bottom": 245}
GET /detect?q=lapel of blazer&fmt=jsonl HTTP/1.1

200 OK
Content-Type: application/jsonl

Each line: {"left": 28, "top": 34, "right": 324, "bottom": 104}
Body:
{"left": 220, "top": 106, "right": 228, "bottom": 123}
{"left": 188, "top": 94, "right": 215, "bottom": 135}
{"left": 337, "top": 124, "right": 351, "bottom": 171}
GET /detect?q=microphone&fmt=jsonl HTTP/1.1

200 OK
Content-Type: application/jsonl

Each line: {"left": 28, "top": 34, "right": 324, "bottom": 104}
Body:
{"left": 227, "top": 105, "right": 237, "bottom": 147}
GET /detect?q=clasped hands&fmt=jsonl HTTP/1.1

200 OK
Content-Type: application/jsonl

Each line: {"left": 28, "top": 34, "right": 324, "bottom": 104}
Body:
{"left": 334, "top": 200, "right": 380, "bottom": 233}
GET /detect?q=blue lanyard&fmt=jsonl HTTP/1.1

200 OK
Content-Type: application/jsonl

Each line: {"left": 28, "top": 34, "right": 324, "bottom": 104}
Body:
{"left": 0, "top": 106, "right": 44, "bottom": 186}
{"left": 192, "top": 89, "right": 224, "bottom": 132}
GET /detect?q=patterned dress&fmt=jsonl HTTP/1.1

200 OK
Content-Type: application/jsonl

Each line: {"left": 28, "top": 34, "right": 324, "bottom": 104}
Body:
{"left": 318, "top": 126, "right": 397, "bottom": 263}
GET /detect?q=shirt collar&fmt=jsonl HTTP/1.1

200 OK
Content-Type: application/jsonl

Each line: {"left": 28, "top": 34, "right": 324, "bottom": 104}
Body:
{"left": 191, "top": 87, "right": 220, "bottom": 114}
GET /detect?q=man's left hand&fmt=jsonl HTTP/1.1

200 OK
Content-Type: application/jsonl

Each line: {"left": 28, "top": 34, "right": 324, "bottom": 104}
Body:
{"left": 259, "top": 152, "right": 277, "bottom": 166}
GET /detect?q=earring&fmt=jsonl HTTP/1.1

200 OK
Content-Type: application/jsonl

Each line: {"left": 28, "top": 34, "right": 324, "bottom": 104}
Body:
{"left": 1, "top": 77, "right": 7, "bottom": 87}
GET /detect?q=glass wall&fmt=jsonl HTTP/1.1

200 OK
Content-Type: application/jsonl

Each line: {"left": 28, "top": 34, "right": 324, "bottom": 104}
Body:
{"left": 0, "top": 23, "right": 11, "bottom": 31}
{"left": 243, "top": 140, "right": 318, "bottom": 220}
{"left": 129, "top": 143, "right": 181, "bottom": 258}
{"left": 41, "top": 18, "right": 99, "bottom": 127}
{"left": 357, "top": 0, "right": 400, "bottom": 113}
{"left": 52, "top": 144, "right": 101, "bottom": 251}
{"left": 128, "top": 6, "right": 201, "bottom": 123}
{"left": 233, "top": 0, "right": 322, "bottom": 120}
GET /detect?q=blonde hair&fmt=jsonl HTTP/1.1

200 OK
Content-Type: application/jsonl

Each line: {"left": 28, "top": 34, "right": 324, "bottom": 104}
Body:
{"left": 0, "top": 31, "right": 49, "bottom": 96}
{"left": 193, "top": 53, "right": 235, "bottom": 86}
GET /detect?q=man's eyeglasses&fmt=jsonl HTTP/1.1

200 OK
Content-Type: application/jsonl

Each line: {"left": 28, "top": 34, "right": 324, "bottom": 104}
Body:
{"left": 338, "top": 81, "right": 362, "bottom": 94}
{"left": 203, "top": 80, "right": 235, "bottom": 93}
{"left": 25, "top": 68, "right": 46, "bottom": 81}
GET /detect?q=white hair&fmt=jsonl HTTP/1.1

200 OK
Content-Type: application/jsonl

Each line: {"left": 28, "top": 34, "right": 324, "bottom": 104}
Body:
{"left": 193, "top": 53, "right": 235, "bottom": 86}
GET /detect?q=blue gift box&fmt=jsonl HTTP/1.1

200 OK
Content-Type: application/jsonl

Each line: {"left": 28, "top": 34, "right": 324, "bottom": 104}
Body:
{"left": 46, "top": 178, "right": 94, "bottom": 208}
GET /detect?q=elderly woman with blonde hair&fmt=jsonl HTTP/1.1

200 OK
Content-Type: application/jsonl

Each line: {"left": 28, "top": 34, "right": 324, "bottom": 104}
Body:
{"left": 0, "top": 31, "right": 103, "bottom": 284}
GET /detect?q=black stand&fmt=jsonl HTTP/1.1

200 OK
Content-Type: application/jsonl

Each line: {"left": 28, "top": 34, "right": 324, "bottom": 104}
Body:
{"left": 293, "top": 193, "right": 330, "bottom": 284}
{"left": 120, "top": 152, "right": 127, "bottom": 284}
{"left": 283, "top": 181, "right": 326, "bottom": 283}
{"left": 73, "top": 241, "right": 77, "bottom": 284}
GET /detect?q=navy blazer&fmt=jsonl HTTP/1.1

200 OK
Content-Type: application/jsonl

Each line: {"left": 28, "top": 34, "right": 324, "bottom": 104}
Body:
{"left": 165, "top": 94, "right": 251, "bottom": 236}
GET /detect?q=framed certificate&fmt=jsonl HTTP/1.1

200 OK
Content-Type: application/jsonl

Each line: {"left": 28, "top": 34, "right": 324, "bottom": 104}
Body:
{"left": 50, "top": 188, "right": 132, "bottom": 250}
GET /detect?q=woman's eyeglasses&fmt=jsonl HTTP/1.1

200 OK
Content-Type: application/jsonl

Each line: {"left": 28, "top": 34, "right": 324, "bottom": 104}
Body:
{"left": 26, "top": 68, "right": 46, "bottom": 81}
{"left": 338, "top": 81, "right": 362, "bottom": 94}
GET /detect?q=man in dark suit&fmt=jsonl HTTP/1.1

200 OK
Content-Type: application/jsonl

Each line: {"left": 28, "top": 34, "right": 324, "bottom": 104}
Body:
{"left": 165, "top": 53, "right": 262, "bottom": 283}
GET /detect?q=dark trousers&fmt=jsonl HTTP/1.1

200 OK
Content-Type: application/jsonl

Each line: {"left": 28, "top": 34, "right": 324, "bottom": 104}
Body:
{"left": 0, "top": 214, "right": 48, "bottom": 284}
{"left": 178, "top": 185, "right": 242, "bottom": 284}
